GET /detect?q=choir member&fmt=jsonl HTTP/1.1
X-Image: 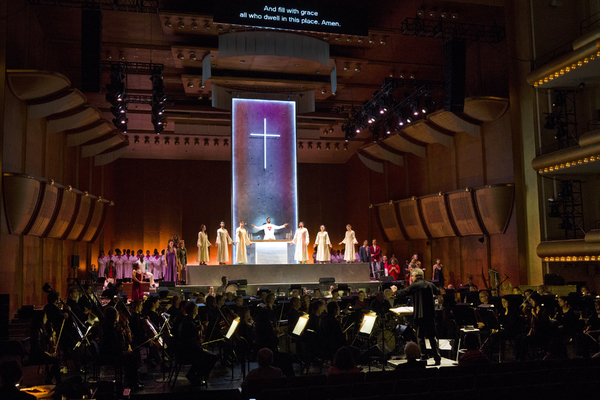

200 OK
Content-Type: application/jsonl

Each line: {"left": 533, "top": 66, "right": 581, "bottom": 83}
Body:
{"left": 123, "top": 249, "right": 133, "bottom": 281}
{"left": 235, "top": 221, "right": 253, "bottom": 264}
{"left": 177, "top": 240, "right": 188, "bottom": 284}
{"left": 291, "top": 222, "right": 310, "bottom": 264}
{"left": 104, "top": 260, "right": 117, "bottom": 284}
{"left": 251, "top": 217, "right": 288, "bottom": 240}
{"left": 388, "top": 259, "right": 401, "bottom": 280}
{"left": 115, "top": 249, "right": 125, "bottom": 280}
{"left": 197, "top": 224, "right": 211, "bottom": 265}
{"left": 164, "top": 240, "right": 177, "bottom": 282}
{"left": 150, "top": 249, "right": 162, "bottom": 280}
{"left": 358, "top": 240, "right": 370, "bottom": 264}
{"left": 339, "top": 224, "right": 358, "bottom": 263}
{"left": 314, "top": 225, "right": 332, "bottom": 264}
{"left": 370, "top": 239, "right": 382, "bottom": 277}
{"left": 431, "top": 258, "right": 444, "bottom": 287}
{"left": 216, "top": 221, "right": 234, "bottom": 265}
{"left": 97, "top": 250, "right": 107, "bottom": 279}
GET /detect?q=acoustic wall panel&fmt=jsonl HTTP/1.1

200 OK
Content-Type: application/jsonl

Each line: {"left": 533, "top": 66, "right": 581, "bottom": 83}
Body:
{"left": 47, "top": 189, "right": 79, "bottom": 239}
{"left": 397, "top": 199, "right": 428, "bottom": 240}
{"left": 420, "top": 195, "right": 456, "bottom": 238}
{"left": 2, "top": 174, "right": 42, "bottom": 235}
{"left": 66, "top": 194, "right": 92, "bottom": 241}
{"left": 81, "top": 199, "right": 106, "bottom": 242}
{"left": 475, "top": 184, "right": 515, "bottom": 234}
{"left": 447, "top": 190, "right": 484, "bottom": 236}
{"left": 377, "top": 203, "right": 406, "bottom": 241}
{"left": 27, "top": 183, "right": 60, "bottom": 237}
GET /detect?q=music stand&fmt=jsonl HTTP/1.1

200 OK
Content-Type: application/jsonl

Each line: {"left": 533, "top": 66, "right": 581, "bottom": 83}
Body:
{"left": 291, "top": 314, "right": 310, "bottom": 337}
{"left": 223, "top": 316, "right": 242, "bottom": 381}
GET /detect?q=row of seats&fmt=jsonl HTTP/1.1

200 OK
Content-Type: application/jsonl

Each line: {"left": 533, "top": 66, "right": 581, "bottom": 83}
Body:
{"left": 244, "top": 358, "right": 600, "bottom": 400}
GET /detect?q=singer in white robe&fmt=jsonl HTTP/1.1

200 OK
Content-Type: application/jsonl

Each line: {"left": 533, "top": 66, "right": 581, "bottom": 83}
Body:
{"left": 291, "top": 222, "right": 310, "bottom": 263}
{"left": 339, "top": 224, "right": 358, "bottom": 263}
{"left": 197, "top": 225, "right": 211, "bottom": 264}
{"left": 235, "top": 222, "right": 253, "bottom": 264}
{"left": 314, "top": 225, "right": 332, "bottom": 263}
{"left": 251, "top": 217, "right": 288, "bottom": 240}
{"left": 216, "top": 222, "right": 234, "bottom": 264}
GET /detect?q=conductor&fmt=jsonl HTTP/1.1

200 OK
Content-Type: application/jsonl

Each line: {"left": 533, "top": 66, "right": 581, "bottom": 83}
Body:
{"left": 395, "top": 267, "right": 441, "bottom": 365}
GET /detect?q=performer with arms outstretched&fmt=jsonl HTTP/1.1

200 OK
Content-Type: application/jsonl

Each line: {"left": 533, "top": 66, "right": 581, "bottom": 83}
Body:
{"left": 251, "top": 217, "right": 288, "bottom": 240}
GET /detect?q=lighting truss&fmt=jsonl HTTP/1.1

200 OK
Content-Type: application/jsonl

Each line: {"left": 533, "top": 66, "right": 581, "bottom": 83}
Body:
{"left": 400, "top": 17, "right": 505, "bottom": 43}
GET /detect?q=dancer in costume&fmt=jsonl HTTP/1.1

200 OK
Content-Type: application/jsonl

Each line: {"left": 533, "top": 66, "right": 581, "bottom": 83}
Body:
{"left": 197, "top": 224, "right": 211, "bottom": 265}
{"left": 339, "top": 224, "right": 358, "bottom": 263}
{"left": 216, "top": 221, "right": 234, "bottom": 264}
{"left": 314, "top": 225, "right": 332, "bottom": 264}
{"left": 235, "top": 221, "right": 253, "bottom": 264}
{"left": 290, "top": 222, "right": 310, "bottom": 264}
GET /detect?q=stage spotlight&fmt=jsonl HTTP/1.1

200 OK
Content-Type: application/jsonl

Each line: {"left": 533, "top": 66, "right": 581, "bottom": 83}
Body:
{"left": 343, "top": 63, "right": 350, "bottom": 71}
{"left": 355, "top": 65, "right": 361, "bottom": 72}
{"left": 299, "top": 142, "right": 304, "bottom": 149}
{"left": 151, "top": 67, "right": 166, "bottom": 134}
{"left": 335, "top": 143, "right": 339, "bottom": 151}
{"left": 204, "top": 139, "right": 209, "bottom": 146}
{"left": 177, "top": 20, "right": 184, "bottom": 29}
{"left": 189, "top": 52, "right": 197, "bottom": 61}
{"left": 194, "top": 138, "right": 199, "bottom": 146}
{"left": 164, "top": 19, "right": 172, "bottom": 28}
{"left": 204, "top": 21, "right": 211, "bottom": 31}
{"left": 406, "top": 117, "right": 412, "bottom": 123}
{"left": 144, "top": 136, "right": 150, "bottom": 144}
{"left": 412, "top": 102, "right": 419, "bottom": 116}
{"left": 191, "top": 20, "right": 198, "bottom": 30}
{"left": 308, "top": 142, "right": 313, "bottom": 149}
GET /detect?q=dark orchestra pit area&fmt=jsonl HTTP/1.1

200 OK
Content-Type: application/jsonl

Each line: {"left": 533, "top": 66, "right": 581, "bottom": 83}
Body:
{"left": 4, "top": 275, "right": 600, "bottom": 399}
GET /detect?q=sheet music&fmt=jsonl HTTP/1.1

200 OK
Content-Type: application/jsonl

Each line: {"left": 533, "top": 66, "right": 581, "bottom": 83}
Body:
{"left": 390, "top": 306, "right": 414, "bottom": 315}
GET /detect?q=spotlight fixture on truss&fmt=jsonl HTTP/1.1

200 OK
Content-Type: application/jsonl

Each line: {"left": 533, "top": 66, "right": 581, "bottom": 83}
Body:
{"left": 105, "top": 64, "right": 127, "bottom": 133}
{"left": 150, "top": 67, "right": 166, "bottom": 134}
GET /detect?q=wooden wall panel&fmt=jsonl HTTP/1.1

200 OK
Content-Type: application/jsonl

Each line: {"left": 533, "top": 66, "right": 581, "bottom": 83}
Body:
{"left": 377, "top": 204, "right": 405, "bottom": 241}
{"left": 397, "top": 199, "right": 428, "bottom": 240}
{"left": 420, "top": 195, "right": 455, "bottom": 238}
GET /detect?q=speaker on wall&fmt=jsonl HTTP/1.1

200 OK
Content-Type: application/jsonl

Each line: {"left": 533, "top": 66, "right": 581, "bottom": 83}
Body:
{"left": 81, "top": 6, "right": 103, "bottom": 93}
{"left": 443, "top": 38, "right": 466, "bottom": 113}
{"left": 71, "top": 255, "right": 80, "bottom": 269}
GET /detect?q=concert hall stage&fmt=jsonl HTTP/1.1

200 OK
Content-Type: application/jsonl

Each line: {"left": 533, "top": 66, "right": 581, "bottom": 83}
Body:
{"left": 187, "top": 262, "right": 370, "bottom": 287}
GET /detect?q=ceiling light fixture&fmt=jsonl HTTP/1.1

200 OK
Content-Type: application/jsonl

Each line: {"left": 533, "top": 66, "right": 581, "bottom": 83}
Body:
{"left": 164, "top": 19, "right": 172, "bottom": 28}
{"left": 191, "top": 20, "right": 198, "bottom": 30}
{"left": 189, "top": 52, "right": 197, "bottom": 61}
{"left": 178, "top": 20, "right": 185, "bottom": 29}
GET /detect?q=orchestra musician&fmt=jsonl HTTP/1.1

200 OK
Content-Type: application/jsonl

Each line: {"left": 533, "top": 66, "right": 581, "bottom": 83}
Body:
{"left": 254, "top": 293, "right": 279, "bottom": 351}
{"left": 29, "top": 310, "right": 61, "bottom": 384}
{"left": 175, "top": 302, "right": 217, "bottom": 385}
{"left": 99, "top": 306, "right": 142, "bottom": 390}
{"left": 515, "top": 292, "right": 550, "bottom": 361}
{"left": 321, "top": 302, "right": 347, "bottom": 359}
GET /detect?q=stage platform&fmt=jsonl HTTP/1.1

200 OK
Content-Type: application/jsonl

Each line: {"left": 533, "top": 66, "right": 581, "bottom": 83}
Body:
{"left": 187, "top": 262, "right": 370, "bottom": 287}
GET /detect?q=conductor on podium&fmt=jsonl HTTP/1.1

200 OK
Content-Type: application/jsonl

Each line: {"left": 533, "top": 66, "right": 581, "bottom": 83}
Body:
{"left": 395, "top": 267, "right": 441, "bottom": 365}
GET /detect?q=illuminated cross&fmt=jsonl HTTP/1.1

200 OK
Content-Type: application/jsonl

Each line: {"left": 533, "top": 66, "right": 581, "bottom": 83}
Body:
{"left": 250, "top": 118, "right": 280, "bottom": 170}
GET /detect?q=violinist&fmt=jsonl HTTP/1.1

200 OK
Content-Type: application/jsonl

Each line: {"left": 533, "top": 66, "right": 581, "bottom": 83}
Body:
{"left": 143, "top": 297, "right": 162, "bottom": 328}
{"left": 515, "top": 292, "right": 550, "bottom": 361}
{"left": 204, "top": 295, "right": 223, "bottom": 342}
{"left": 175, "top": 302, "right": 217, "bottom": 385}
{"left": 255, "top": 293, "right": 279, "bottom": 351}
{"left": 301, "top": 294, "right": 311, "bottom": 313}
{"left": 99, "top": 306, "right": 142, "bottom": 390}
{"left": 165, "top": 295, "right": 181, "bottom": 321}
{"left": 321, "top": 302, "right": 346, "bottom": 359}
{"left": 29, "top": 310, "right": 61, "bottom": 384}
{"left": 131, "top": 299, "right": 162, "bottom": 368}
{"left": 105, "top": 282, "right": 124, "bottom": 309}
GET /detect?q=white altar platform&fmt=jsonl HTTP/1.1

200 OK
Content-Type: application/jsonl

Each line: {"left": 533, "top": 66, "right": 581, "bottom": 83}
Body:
{"left": 187, "top": 262, "right": 370, "bottom": 286}
{"left": 232, "top": 240, "right": 294, "bottom": 264}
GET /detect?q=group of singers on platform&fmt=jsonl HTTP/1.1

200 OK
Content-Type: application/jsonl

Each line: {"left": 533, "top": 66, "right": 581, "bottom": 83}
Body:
{"left": 30, "top": 269, "right": 600, "bottom": 391}
{"left": 98, "top": 221, "right": 445, "bottom": 286}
